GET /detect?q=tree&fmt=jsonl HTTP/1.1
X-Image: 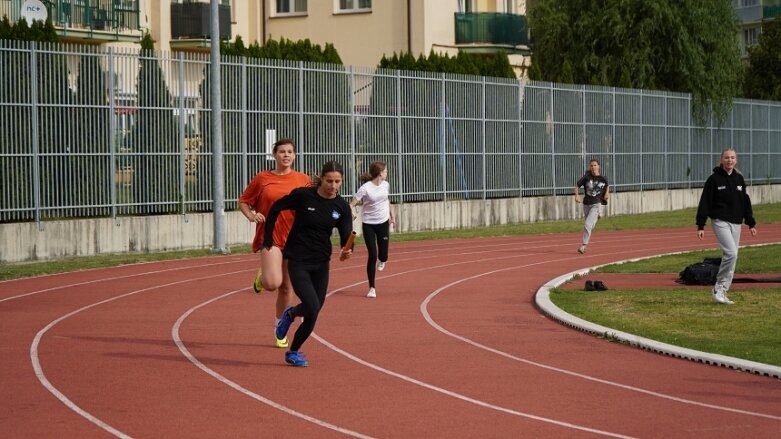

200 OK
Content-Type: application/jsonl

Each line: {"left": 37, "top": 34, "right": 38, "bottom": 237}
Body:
{"left": 199, "top": 36, "right": 350, "bottom": 209}
{"left": 133, "top": 32, "right": 180, "bottom": 214}
{"left": 0, "top": 18, "right": 63, "bottom": 222}
{"left": 528, "top": 0, "right": 742, "bottom": 122}
{"left": 743, "top": 18, "right": 781, "bottom": 101}
{"left": 73, "top": 47, "right": 111, "bottom": 214}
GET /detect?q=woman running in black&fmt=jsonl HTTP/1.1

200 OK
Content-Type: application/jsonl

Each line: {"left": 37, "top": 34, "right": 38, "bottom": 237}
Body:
{"left": 263, "top": 161, "right": 353, "bottom": 367}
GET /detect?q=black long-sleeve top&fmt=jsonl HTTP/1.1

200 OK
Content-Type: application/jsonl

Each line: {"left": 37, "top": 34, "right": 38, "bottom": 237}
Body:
{"left": 263, "top": 186, "right": 353, "bottom": 263}
{"left": 696, "top": 166, "right": 756, "bottom": 230}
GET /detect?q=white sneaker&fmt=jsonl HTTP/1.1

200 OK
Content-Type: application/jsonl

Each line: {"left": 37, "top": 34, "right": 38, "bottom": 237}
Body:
{"left": 377, "top": 261, "right": 386, "bottom": 271}
{"left": 578, "top": 245, "right": 587, "bottom": 254}
{"left": 712, "top": 288, "right": 733, "bottom": 305}
{"left": 367, "top": 287, "right": 376, "bottom": 298}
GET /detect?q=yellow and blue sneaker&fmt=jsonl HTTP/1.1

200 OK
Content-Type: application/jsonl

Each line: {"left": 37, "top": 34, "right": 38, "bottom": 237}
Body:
{"left": 252, "top": 268, "right": 263, "bottom": 294}
{"left": 275, "top": 335, "right": 289, "bottom": 348}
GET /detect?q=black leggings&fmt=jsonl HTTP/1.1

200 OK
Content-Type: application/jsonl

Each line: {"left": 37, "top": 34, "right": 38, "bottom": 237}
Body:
{"left": 362, "top": 220, "right": 390, "bottom": 288}
{"left": 286, "top": 259, "right": 330, "bottom": 352}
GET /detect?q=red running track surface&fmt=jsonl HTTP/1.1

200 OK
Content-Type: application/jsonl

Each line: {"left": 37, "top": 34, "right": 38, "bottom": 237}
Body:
{"left": 2, "top": 226, "right": 781, "bottom": 438}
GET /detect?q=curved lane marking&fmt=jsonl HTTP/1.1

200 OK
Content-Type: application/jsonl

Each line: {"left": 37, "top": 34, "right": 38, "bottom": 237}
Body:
{"left": 172, "top": 289, "right": 375, "bottom": 439}
{"left": 417, "top": 248, "right": 781, "bottom": 422}
{"left": 25, "top": 231, "right": 781, "bottom": 436}
{"left": 2, "top": 259, "right": 246, "bottom": 304}
{"left": 30, "top": 269, "right": 248, "bottom": 438}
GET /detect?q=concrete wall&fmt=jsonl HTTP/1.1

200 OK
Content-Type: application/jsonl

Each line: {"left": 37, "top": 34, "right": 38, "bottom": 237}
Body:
{"left": 2, "top": 186, "right": 779, "bottom": 263}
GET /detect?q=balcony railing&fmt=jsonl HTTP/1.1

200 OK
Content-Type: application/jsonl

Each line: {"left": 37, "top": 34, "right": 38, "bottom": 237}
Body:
{"left": 171, "top": 1, "right": 231, "bottom": 40}
{"left": 45, "top": 0, "right": 140, "bottom": 33}
{"left": 454, "top": 12, "right": 528, "bottom": 47}
{"left": 764, "top": 4, "right": 781, "bottom": 19}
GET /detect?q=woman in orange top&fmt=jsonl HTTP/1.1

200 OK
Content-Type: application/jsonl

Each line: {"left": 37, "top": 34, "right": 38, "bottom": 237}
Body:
{"left": 239, "top": 138, "right": 311, "bottom": 348}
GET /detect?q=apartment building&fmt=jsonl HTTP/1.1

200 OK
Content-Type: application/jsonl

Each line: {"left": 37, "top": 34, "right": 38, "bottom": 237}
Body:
{"left": 734, "top": 0, "right": 781, "bottom": 56}
{"left": 0, "top": 0, "right": 531, "bottom": 71}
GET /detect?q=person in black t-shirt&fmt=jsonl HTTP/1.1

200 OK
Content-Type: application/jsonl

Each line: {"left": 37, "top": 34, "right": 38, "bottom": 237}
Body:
{"left": 263, "top": 161, "right": 353, "bottom": 367}
{"left": 574, "top": 159, "right": 609, "bottom": 254}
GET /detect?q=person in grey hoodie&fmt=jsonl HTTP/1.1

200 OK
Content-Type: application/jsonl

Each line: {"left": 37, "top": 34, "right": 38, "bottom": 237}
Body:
{"left": 696, "top": 148, "right": 757, "bottom": 305}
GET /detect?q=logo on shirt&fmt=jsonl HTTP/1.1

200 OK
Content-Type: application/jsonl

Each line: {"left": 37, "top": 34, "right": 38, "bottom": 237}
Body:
{"left": 307, "top": 207, "right": 315, "bottom": 211}
{"left": 717, "top": 186, "right": 726, "bottom": 190}
{"left": 331, "top": 210, "right": 341, "bottom": 220}
{"left": 737, "top": 185, "right": 743, "bottom": 191}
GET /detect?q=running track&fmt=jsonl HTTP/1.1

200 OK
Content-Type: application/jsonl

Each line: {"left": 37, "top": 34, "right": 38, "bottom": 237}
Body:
{"left": 2, "top": 226, "right": 781, "bottom": 438}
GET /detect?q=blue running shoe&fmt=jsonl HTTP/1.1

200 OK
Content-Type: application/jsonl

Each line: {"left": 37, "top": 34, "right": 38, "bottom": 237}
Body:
{"left": 285, "top": 351, "right": 308, "bottom": 367}
{"left": 275, "top": 305, "right": 295, "bottom": 341}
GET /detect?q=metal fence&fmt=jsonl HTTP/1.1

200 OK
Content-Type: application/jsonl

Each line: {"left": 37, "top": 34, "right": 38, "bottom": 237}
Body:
{"left": 1, "top": 41, "right": 780, "bottom": 224}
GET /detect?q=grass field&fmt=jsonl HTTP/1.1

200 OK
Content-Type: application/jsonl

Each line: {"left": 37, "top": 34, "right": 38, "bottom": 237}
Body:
{"left": 550, "top": 244, "right": 781, "bottom": 367}
{"left": 2, "top": 203, "right": 780, "bottom": 367}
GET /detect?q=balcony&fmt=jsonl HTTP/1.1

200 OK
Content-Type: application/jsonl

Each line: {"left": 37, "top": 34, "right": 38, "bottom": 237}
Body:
{"left": 734, "top": 4, "right": 763, "bottom": 23}
{"left": 42, "top": 0, "right": 140, "bottom": 43}
{"left": 454, "top": 12, "right": 529, "bottom": 52}
{"left": 170, "top": 1, "right": 231, "bottom": 52}
{"left": 764, "top": 4, "right": 781, "bottom": 19}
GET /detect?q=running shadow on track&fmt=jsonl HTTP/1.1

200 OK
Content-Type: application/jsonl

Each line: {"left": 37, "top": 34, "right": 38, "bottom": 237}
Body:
{"left": 70, "top": 335, "right": 259, "bottom": 349}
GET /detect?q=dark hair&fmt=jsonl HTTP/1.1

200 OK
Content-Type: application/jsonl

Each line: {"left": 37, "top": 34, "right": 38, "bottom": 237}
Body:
{"left": 360, "top": 161, "right": 386, "bottom": 183}
{"left": 272, "top": 138, "right": 296, "bottom": 153}
{"left": 313, "top": 161, "right": 344, "bottom": 186}
{"left": 584, "top": 159, "right": 600, "bottom": 176}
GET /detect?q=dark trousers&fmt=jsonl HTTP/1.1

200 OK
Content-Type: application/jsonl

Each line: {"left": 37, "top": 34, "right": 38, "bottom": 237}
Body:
{"left": 362, "top": 220, "right": 390, "bottom": 288}
{"left": 286, "top": 259, "right": 330, "bottom": 352}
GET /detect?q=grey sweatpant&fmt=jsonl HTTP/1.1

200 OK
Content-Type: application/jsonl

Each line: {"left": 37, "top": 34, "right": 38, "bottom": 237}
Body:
{"left": 712, "top": 219, "right": 742, "bottom": 291}
{"left": 581, "top": 203, "right": 601, "bottom": 245}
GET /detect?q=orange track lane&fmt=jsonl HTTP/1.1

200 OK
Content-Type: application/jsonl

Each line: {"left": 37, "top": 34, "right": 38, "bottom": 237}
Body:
{"left": 2, "top": 226, "right": 781, "bottom": 438}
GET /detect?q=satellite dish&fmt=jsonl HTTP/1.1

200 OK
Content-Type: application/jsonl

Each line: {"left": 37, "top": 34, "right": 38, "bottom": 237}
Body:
{"left": 20, "top": 0, "right": 48, "bottom": 25}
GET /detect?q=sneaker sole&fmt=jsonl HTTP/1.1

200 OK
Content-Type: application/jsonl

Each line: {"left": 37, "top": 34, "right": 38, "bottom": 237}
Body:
{"left": 275, "top": 337, "right": 289, "bottom": 348}
{"left": 285, "top": 360, "right": 309, "bottom": 367}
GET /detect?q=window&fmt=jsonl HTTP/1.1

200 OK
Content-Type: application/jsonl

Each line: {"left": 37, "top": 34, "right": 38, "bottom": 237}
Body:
{"left": 743, "top": 27, "right": 759, "bottom": 49}
{"left": 276, "top": 0, "right": 307, "bottom": 15}
{"left": 337, "top": 0, "right": 371, "bottom": 13}
{"left": 504, "top": 0, "right": 515, "bottom": 13}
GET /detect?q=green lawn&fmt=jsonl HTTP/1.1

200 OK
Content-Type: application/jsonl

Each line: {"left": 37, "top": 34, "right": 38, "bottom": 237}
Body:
{"left": 551, "top": 244, "right": 781, "bottom": 367}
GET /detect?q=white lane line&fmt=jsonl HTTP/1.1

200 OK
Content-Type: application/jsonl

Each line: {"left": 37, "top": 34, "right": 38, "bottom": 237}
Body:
{"left": 312, "top": 255, "right": 641, "bottom": 438}
{"left": 418, "top": 248, "right": 781, "bottom": 422}
{"left": 172, "top": 290, "right": 375, "bottom": 439}
{"left": 314, "top": 334, "right": 635, "bottom": 439}
{"left": 1, "top": 259, "right": 247, "bottom": 304}
{"left": 307, "top": 243, "right": 781, "bottom": 436}
{"left": 24, "top": 232, "right": 781, "bottom": 437}
{"left": 0, "top": 253, "right": 252, "bottom": 285}
{"left": 30, "top": 269, "right": 247, "bottom": 439}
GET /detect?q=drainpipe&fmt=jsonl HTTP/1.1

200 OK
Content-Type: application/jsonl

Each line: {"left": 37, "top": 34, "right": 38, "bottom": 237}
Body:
{"left": 261, "top": 0, "right": 267, "bottom": 44}
{"left": 407, "top": 0, "right": 411, "bottom": 53}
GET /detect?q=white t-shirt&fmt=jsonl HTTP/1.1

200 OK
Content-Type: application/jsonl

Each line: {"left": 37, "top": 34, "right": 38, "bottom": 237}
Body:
{"left": 353, "top": 180, "right": 390, "bottom": 225}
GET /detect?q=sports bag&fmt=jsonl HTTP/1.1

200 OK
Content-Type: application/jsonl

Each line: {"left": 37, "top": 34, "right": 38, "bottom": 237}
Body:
{"left": 676, "top": 258, "right": 720, "bottom": 285}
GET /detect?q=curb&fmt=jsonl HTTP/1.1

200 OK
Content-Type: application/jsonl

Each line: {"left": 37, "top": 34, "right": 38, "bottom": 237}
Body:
{"left": 534, "top": 251, "right": 781, "bottom": 380}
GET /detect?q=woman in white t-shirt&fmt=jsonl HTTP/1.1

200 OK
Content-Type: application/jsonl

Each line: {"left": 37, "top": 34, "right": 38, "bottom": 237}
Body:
{"left": 350, "top": 161, "right": 395, "bottom": 298}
